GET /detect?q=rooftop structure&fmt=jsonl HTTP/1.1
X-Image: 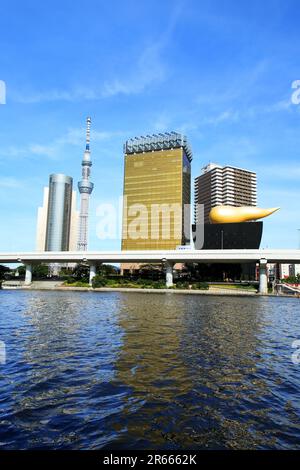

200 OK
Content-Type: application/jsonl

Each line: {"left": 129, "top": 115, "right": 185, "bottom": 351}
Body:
{"left": 124, "top": 132, "right": 193, "bottom": 162}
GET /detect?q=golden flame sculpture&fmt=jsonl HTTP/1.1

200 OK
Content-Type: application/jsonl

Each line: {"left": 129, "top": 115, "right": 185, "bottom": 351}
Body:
{"left": 209, "top": 206, "right": 280, "bottom": 224}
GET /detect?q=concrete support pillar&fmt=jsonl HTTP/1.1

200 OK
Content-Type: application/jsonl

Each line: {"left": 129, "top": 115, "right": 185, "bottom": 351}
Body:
{"left": 165, "top": 262, "right": 174, "bottom": 288}
{"left": 259, "top": 259, "right": 268, "bottom": 295}
{"left": 89, "top": 264, "right": 97, "bottom": 286}
{"left": 24, "top": 264, "right": 32, "bottom": 286}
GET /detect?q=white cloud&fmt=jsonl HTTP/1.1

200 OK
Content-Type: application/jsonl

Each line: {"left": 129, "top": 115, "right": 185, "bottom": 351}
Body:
{"left": 0, "top": 177, "right": 23, "bottom": 189}
{"left": 10, "top": 87, "right": 99, "bottom": 104}
{"left": 29, "top": 143, "right": 56, "bottom": 158}
{"left": 10, "top": 43, "right": 167, "bottom": 103}
{"left": 257, "top": 164, "right": 300, "bottom": 181}
{"left": 11, "top": 42, "right": 167, "bottom": 103}
{"left": 152, "top": 111, "right": 173, "bottom": 132}
{"left": 101, "top": 2, "right": 185, "bottom": 98}
{"left": 200, "top": 137, "right": 259, "bottom": 164}
{"left": 204, "top": 109, "right": 240, "bottom": 125}
{"left": 0, "top": 127, "right": 127, "bottom": 161}
{"left": 10, "top": 3, "right": 184, "bottom": 104}
{"left": 101, "top": 43, "right": 167, "bottom": 98}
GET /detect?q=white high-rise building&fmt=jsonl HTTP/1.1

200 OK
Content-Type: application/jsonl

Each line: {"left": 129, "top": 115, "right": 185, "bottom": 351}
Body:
{"left": 77, "top": 117, "right": 94, "bottom": 251}
{"left": 279, "top": 264, "right": 300, "bottom": 279}
{"left": 194, "top": 163, "right": 257, "bottom": 224}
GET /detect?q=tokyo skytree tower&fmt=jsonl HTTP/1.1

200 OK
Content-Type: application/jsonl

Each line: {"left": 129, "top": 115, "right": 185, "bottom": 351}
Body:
{"left": 77, "top": 117, "right": 94, "bottom": 251}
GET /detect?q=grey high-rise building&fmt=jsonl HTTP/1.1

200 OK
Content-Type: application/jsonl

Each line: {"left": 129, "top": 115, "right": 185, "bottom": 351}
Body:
{"left": 45, "top": 174, "right": 73, "bottom": 251}
{"left": 194, "top": 163, "right": 257, "bottom": 224}
{"left": 36, "top": 174, "right": 79, "bottom": 252}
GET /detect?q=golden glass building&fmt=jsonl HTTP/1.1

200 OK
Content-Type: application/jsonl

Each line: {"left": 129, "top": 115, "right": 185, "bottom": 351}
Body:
{"left": 121, "top": 132, "right": 192, "bottom": 250}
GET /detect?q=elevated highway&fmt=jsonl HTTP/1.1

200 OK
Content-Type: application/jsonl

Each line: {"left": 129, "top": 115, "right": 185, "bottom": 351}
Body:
{"left": 1, "top": 249, "right": 300, "bottom": 295}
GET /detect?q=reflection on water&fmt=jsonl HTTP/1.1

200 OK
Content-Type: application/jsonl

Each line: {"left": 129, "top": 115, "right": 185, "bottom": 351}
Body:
{"left": 0, "top": 290, "right": 299, "bottom": 449}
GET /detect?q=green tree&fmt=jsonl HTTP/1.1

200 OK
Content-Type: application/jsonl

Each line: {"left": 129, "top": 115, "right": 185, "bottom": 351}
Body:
{"left": 97, "top": 264, "right": 119, "bottom": 276}
{"left": 283, "top": 275, "right": 300, "bottom": 284}
{"left": 138, "top": 264, "right": 163, "bottom": 280}
{"left": 14, "top": 264, "right": 50, "bottom": 279}
{"left": 0, "top": 264, "right": 10, "bottom": 280}
{"left": 92, "top": 274, "right": 108, "bottom": 288}
{"left": 72, "top": 264, "right": 90, "bottom": 282}
{"left": 16, "top": 264, "right": 49, "bottom": 279}
{"left": 32, "top": 264, "right": 49, "bottom": 279}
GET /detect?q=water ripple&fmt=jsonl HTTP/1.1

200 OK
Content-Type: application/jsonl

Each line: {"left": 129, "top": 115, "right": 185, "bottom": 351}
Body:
{"left": 0, "top": 291, "right": 299, "bottom": 449}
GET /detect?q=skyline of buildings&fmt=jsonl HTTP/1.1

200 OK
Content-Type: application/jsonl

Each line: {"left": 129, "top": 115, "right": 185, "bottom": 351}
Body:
{"left": 21, "top": 120, "right": 300, "bottom": 280}
{"left": 35, "top": 127, "right": 276, "bottom": 253}
{"left": 32, "top": 122, "right": 297, "bottom": 280}
{"left": 1, "top": 0, "right": 299, "bottom": 256}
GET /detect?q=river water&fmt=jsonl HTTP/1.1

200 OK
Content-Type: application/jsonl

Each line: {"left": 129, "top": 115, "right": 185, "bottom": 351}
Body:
{"left": 0, "top": 290, "right": 299, "bottom": 450}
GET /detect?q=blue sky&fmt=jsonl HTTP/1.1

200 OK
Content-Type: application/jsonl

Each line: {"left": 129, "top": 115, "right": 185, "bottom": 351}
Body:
{"left": 0, "top": 0, "right": 300, "bottom": 251}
